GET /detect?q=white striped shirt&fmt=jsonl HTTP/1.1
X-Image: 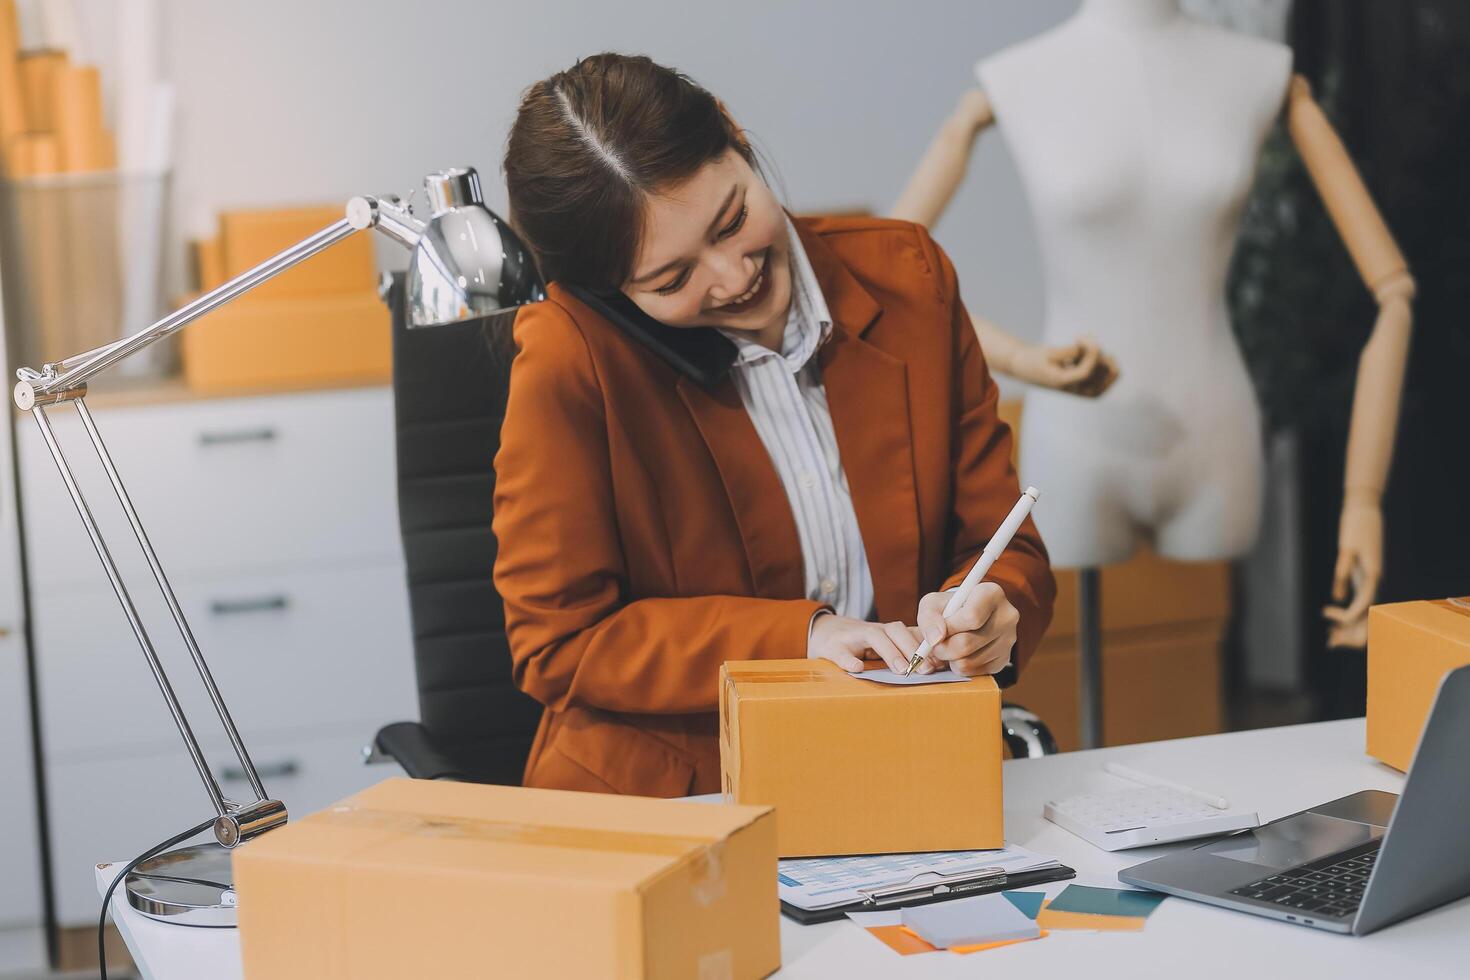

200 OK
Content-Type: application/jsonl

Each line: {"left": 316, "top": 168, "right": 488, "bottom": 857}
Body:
{"left": 718, "top": 222, "right": 876, "bottom": 620}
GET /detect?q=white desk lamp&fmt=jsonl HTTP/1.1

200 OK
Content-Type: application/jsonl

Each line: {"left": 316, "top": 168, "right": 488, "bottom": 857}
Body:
{"left": 13, "top": 167, "right": 544, "bottom": 928}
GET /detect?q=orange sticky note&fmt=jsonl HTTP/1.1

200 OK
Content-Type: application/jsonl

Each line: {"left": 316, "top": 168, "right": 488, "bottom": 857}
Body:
{"left": 867, "top": 925, "right": 938, "bottom": 956}
{"left": 952, "top": 929, "right": 1049, "bottom": 954}
{"left": 891, "top": 925, "right": 1049, "bottom": 955}
{"left": 1035, "top": 900, "right": 1146, "bottom": 932}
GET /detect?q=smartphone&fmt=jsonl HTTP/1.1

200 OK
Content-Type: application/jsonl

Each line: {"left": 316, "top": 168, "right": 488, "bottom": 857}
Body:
{"left": 560, "top": 283, "right": 737, "bottom": 387}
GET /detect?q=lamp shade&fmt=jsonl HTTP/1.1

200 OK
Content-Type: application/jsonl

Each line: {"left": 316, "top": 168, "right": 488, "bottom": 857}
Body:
{"left": 406, "top": 168, "right": 544, "bottom": 327}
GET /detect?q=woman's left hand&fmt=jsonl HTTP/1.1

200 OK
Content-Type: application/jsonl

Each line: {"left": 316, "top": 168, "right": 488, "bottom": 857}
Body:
{"left": 913, "top": 583, "right": 1018, "bottom": 677}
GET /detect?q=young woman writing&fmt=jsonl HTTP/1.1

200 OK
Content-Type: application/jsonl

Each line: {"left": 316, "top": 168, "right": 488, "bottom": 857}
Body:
{"left": 493, "top": 54, "right": 1054, "bottom": 796}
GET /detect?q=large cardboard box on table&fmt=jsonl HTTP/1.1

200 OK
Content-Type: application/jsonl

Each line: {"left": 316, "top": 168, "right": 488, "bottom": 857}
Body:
{"left": 233, "top": 778, "right": 780, "bottom": 980}
{"left": 1367, "top": 598, "right": 1470, "bottom": 771}
{"left": 720, "top": 659, "right": 1002, "bottom": 857}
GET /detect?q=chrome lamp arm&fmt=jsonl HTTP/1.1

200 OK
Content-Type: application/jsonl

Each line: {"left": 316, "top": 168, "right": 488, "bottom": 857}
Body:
{"left": 12, "top": 168, "right": 542, "bottom": 863}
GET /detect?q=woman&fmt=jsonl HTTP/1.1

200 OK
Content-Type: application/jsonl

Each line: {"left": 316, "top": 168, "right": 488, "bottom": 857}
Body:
{"left": 494, "top": 53, "right": 1055, "bottom": 797}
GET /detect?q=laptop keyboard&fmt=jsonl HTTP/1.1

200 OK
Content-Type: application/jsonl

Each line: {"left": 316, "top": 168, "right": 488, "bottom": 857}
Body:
{"left": 1227, "top": 840, "right": 1381, "bottom": 920}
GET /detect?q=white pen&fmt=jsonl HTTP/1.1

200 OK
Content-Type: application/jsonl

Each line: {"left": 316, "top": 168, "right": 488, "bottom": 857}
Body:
{"left": 1104, "top": 762, "right": 1231, "bottom": 810}
{"left": 902, "top": 486, "right": 1041, "bottom": 676}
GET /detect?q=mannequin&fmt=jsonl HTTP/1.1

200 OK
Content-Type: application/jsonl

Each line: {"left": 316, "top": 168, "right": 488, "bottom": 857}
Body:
{"left": 893, "top": 88, "right": 1119, "bottom": 399}
{"left": 893, "top": 0, "right": 1413, "bottom": 654}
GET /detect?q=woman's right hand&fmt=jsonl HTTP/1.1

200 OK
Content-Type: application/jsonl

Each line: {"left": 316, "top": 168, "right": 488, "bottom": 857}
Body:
{"left": 807, "top": 612, "right": 923, "bottom": 673}
{"left": 1008, "top": 337, "right": 1119, "bottom": 397}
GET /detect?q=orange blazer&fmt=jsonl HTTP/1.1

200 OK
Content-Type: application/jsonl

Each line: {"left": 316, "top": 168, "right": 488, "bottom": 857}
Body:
{"left": 492, "top": 215, "right": 1055, "bottom": 798}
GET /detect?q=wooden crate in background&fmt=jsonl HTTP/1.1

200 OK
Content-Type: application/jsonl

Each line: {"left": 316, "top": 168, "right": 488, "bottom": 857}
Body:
{"left": 997, "top": 399, "right": 1228, "bottom": 750}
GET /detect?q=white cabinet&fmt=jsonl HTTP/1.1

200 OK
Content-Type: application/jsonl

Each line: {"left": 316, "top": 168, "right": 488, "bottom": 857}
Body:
{"left": 0, "top": 266, "right": 46, "bottom": 972}
{"left": 19, "top": 385, "right": 418, "bottom": 925}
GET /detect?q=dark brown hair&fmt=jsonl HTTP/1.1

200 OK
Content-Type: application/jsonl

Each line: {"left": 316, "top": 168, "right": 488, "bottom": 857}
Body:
{"left": 504, "top": 53, "right": 755, "bottom": 291}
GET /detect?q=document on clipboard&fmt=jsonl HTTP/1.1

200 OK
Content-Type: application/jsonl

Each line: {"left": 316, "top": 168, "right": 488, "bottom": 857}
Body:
{"left": 778, "top": 843, "right": 1075, "bottom": 924}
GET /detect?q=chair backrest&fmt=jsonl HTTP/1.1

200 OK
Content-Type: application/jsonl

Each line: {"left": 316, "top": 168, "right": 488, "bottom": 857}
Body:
{"left": 388, "top": 276, "right": 543, "bottom": 784}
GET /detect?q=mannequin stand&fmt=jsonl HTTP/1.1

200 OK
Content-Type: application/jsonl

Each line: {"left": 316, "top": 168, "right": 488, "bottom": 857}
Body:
{"left": 1078, "top": 568, "right": 1104, "bottom": 749}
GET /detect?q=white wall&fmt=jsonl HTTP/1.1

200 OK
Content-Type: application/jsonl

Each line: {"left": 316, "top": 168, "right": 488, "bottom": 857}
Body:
{"left": 151, "top": 0, "right": 1076, "bottom": 356}
{"left": 10, "top": 0, "right": 1290, "bottom": 367}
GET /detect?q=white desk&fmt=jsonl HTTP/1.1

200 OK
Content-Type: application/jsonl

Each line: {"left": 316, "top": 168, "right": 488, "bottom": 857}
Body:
{"left": 99, "top": 719, "right": 1469, "bottom": 979}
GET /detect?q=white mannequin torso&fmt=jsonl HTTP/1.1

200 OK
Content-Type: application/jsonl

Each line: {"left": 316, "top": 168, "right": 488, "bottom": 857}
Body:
{"left": 978, "top": 1, "right": 1292, "bottom": 568}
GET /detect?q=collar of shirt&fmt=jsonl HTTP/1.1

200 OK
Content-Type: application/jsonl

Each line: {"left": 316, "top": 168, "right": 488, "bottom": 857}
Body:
{"left": 718, "top": 218, "right": 833, "bottom": 375}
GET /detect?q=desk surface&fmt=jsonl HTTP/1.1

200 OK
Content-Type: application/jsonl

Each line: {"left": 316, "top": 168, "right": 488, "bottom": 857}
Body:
{"left": 99, "top": 718, "right": 1469, "bottom": 979}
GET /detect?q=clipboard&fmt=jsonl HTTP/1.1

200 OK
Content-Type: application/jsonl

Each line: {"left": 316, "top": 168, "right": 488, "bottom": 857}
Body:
{"left": 780, "top": 862, "right": 1077, "bottom": 925}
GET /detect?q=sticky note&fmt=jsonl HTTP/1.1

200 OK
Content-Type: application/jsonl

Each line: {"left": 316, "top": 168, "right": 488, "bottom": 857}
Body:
{"left": 869, "top": 925, "right": 939, "bottom": 956}
{"left": 849, "top": 667, "right": 971, "bottom": 685}
{"left": 901, "top": 893, "right": 1041, "bottom": 949}
{"left": 1046, "top": 885, "right": 1167, "bottom": 919}
{"left": 1002, "top": 890, "right": 1046, "bottom": 920}
{"left": 1035, "top": 901, "right": 1146, "bottom": 932}
{"left": 952, "top": 929, "right": 1048, "bottom": 954}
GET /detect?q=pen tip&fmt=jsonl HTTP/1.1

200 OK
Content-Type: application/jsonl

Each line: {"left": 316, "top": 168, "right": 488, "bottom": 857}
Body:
{"left": 1024, "top": 486, "right": 1040, "bottom": 500}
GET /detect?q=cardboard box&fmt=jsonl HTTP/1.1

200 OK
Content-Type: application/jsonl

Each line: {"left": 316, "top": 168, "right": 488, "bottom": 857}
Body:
{"left": 1049, "top": 548, "right": 1230, "bottom": 638}
{"left": 720, "top": 659, "right": 1002, "bottom": 857}
{"left": 234, "top": 778, "right": 780, "bottom": 980}
{"left": 181, "top": 291, "right": 390, "bottom": 392}
{"left": 220, "top": 206, "right": 377, "bottom": 301}
{"left": 1005, "top": 619, "right": 1224, "bottom": 751}
{"left": 1367, "top": 598, "right": 1470, "bottom": 771}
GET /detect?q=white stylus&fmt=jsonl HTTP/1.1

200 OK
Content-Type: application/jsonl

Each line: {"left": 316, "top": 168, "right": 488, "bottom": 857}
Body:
{"left": 902, "top": 486, "right": 1041, "bottom": 676}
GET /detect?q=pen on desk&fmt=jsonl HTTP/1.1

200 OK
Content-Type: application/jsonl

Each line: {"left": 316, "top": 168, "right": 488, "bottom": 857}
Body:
{"left": 1103, "top": 762, "right": 1231, "bottom": 810}
{"left": 902, "top": 486, "right": 1041, "bottom": 677}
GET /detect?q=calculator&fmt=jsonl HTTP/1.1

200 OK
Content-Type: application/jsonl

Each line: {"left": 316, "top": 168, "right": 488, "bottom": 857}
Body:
{"left": 1044, "top": 785, "right": 1260, "bottom": 851}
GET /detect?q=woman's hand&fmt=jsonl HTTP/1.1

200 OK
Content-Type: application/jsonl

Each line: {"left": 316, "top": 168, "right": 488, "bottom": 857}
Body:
{"left": 1008, "top": 337, "right": 1118, "bottom": 398}
{"left": 807, "top": 613, "right": 923, "bottom": 674}
{"left": 912, "top": 583, "right": 1018, "bottom": 677}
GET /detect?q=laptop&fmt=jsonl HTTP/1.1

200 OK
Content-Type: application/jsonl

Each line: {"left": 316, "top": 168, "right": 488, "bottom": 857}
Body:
{"left": 1119, "top": 664, "right": 1470, "bottom": 935}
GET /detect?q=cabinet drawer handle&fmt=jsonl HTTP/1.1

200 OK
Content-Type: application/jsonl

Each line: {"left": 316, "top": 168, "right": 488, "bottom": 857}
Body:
{"left": 222, "top": 759, "right": 298, "bottom": 782}
{"left": 209, "top": 595, "right": 290, "bottom": 616}
{"left": 198, "top": 427, "right": 277, "bottom": 447}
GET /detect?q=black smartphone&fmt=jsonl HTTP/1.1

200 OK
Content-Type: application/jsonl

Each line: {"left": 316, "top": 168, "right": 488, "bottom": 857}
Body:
{"left": 560, "top": 283, "right": 737, "bottom": 387}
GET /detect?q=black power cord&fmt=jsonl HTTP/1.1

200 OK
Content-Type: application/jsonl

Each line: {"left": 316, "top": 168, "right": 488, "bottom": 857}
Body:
{"left": 98, "top": 816, "right": 217, "bottom": 980}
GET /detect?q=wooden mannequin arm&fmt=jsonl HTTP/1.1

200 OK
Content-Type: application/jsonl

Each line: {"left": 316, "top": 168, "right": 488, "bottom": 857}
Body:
{"left": 890, "top": 88, "right": 994, "bottom": 227}
{"left": 1287, "top": 74, "right": 1417, "bottom": 644}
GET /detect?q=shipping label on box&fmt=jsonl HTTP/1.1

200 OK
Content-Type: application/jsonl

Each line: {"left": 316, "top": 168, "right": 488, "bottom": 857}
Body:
{"left": 719, "top": 659, "right": 1002, "bottom": 857}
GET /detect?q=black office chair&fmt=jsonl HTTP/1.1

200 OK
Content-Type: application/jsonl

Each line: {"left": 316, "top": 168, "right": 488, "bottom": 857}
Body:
{"left": 370, "top": 276, "right": 542, "bottom": 783}
{"left": 370, "top": 277, "right": 1056, "bottom": 784}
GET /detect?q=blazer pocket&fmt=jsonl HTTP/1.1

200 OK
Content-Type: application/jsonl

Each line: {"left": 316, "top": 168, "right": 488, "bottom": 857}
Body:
{"left": 553, "top": 708, "right": 697, "bottom": 798}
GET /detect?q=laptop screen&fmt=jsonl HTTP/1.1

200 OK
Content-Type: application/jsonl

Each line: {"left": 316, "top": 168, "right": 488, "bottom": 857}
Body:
{"left": 1201, "top": 812, "right": 1384, "bottom": 871}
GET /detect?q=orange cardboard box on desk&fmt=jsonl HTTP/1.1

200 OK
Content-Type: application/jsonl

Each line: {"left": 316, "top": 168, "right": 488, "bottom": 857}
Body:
{"left": 232, "top": 778, "right": 780, "bottom": 980}
{"left": 720, "top": 659, "right": 1003, "bottom": 857}
{"left": 1367, "top": 597, "right": 1470, "bottom": 771}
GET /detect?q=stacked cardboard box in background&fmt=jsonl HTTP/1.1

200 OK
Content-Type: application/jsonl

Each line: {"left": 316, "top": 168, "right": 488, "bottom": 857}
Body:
{"left": 0, "top": 1, "right": 116, "bottom": 177}
{"left": 182, "top": 206, "right": 391, "bottom": 391}
{"left": 996, "top": 399, "right": 1228, "bottom": 750}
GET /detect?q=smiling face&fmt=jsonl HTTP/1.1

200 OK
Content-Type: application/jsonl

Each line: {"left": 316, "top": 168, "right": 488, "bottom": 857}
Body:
{"left": 623, "top": 151, "right": 792, "bottom": 345}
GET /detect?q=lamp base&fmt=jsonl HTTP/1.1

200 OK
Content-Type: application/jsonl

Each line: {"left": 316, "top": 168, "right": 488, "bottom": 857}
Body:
{"left": 125, "top": 843, "right": 238, "bottom": 928}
